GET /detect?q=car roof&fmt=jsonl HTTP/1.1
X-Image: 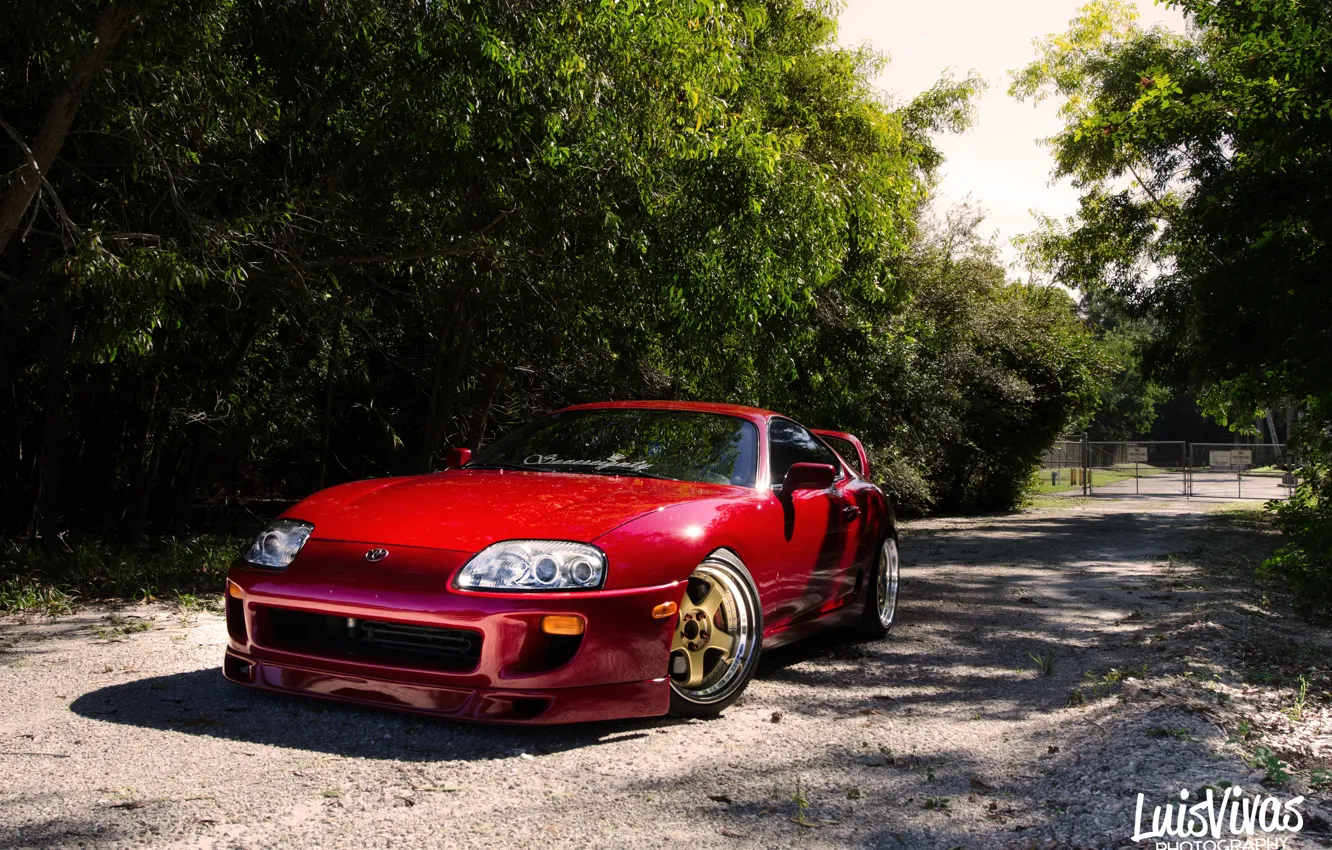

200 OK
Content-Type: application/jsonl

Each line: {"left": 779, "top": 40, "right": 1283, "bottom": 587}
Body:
{"left": 554, "top": 400, "right": 777, "bottom": 420}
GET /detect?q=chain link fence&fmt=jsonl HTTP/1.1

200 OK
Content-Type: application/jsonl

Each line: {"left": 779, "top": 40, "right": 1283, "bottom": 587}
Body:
{"left": 1038, "top": 436, "right": 1297, "bottom": 500}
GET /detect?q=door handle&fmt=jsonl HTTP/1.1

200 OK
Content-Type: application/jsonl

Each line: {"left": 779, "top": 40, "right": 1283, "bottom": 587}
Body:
{"left": 841, "top": 504, "right": 862, "bottom": 521}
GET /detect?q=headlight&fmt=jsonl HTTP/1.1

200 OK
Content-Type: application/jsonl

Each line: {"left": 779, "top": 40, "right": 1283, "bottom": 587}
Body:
{"left": 455, "top": 540, "right": 606, "bottom": 592}
{"left": 242, "top": 519, "right": 314, "bottom": 569}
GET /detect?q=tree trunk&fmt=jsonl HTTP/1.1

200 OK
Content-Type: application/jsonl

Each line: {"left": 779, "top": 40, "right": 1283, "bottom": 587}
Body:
{"left": 0, "top": 256, "right": 42, "bottom": 392}
{"left": 316, "top": 320, "right": 342, "bottom": 490}
{"left": 30, "top": 291, "right": 70, "bottom": 539}
{"left": 466, "top": 368, "right": 504, "bottom": 451}
{"left": 70, "top": 359, "right": 116, "bottom": 523}
{"left": 171, "top": 446, "right": 202, "bottom": 536}
{"left": 415, "top": 323, "right": 473, "bottom": 473}
{"left": 0, "top": 2, "right": 139, "bottom": 257}
{"left": 128, "top": 403, "right": 170, "bottom": 541}
{"left": 218, "top": 296, "right": 270, "bottom": 391}
{"left": 413, "top": 313, "right": 458, "bottom": 458}
{"left": 409, "top": 310, "right": 468, "bottom": 473}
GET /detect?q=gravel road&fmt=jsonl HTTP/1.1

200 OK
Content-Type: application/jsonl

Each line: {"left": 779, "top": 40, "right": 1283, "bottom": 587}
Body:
{"left": 3, "top": 499, "right": 1329, "bottom": 849}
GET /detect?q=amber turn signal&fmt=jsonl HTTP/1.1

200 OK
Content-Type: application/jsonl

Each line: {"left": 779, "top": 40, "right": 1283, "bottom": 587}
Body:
{"left": 227, "top": 580, "right": 244, "bottom": 599}
{"left": 651, "top": 601, "right": 678, "bottom": 619}
{"left": 540, "top": 615, "right": 585, "bottom": 636}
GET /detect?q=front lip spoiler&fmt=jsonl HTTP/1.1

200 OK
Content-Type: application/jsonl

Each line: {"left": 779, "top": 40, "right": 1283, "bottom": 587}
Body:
{"left": 224, "top": 649, "right": 670, "bottom": 724}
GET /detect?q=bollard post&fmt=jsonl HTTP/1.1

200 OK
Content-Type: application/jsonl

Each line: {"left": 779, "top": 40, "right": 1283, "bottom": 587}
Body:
{"left": 1082, "top": 432, "right": 1090, "bottom": 496}
{"left": 1188, "top": 442, "right": 1198, "bottom": 503}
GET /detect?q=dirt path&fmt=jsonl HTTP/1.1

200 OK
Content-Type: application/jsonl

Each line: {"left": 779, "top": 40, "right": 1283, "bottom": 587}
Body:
{"left": 2, "top": 500, "right": 1329, "bottom": 849}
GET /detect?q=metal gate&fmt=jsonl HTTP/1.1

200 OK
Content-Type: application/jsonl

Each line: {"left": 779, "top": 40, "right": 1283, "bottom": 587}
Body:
{"left": 1087, "top": 441, "right": 1187, "bottom": 497}
{"left": 1187, "top": 442, "right": 1297, "bottom": 500}
{"left": 1039, "top": 437, "right": 1296, "bottom": 500}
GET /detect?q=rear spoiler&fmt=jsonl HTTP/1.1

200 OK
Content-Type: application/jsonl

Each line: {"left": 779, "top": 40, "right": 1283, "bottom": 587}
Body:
{"left": 811, "top": 430, "right": 870, "bottom": 479}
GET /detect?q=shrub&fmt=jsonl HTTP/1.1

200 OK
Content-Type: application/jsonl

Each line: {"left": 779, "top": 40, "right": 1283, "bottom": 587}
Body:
{"left": 1263, "top": 453, "right": 1332, "bottom": 620}
{"left": 0, "top": 536, "right": 239, "bottom": 612}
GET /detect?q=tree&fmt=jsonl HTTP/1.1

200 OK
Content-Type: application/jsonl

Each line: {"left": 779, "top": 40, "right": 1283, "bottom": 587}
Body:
{"left": 1012, "top": 0, "right": 1332, "bottom": 427}
{"left": 766, "top": 204, "right": 1109, "bottom": 512}
{"left": 1074, "top": 287, "right": 1169, "bottom": 440}
{"left": 1012, "top": 0, "right": 1332, "bottom": 610}
{"left": 0, "top": 0, "right": 1103, "bottom": 542}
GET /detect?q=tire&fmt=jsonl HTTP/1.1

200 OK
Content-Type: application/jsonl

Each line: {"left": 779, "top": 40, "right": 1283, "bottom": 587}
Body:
{"left": 858, "top": 535, "right": 900, "bottom": 639}
{"left": 667, "top": 552, "right": 764, "bottom": 719}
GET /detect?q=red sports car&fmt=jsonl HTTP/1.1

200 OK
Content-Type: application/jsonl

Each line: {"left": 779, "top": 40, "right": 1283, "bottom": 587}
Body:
{"left": 223, "top": 401, "right": 899, "bottom": 724}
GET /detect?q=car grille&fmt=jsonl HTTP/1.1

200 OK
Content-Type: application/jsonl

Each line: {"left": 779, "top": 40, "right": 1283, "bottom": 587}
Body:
{"left": 258, "top": 606, "right": 481, "bottom": 672}
{"left": 359, "top": 620, "right": 476, "bottom": 658}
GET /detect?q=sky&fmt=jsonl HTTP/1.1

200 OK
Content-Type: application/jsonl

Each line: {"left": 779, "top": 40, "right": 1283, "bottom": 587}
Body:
{"left": 837, "top": 0, "right": 1185, "bottom": 271}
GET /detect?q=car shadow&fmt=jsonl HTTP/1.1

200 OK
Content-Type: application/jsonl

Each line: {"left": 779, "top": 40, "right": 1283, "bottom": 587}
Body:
{"left": 69, "top": 668, "right": 681, "bottom": 762}
{"left": 64, "top": 621, "right": 903, "bottom": 763}
{"left": 65, "top": 628, "right": 879, "bottom": 762}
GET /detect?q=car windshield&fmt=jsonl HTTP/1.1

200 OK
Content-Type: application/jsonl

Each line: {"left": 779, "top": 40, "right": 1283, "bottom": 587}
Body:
{"left": 468, "top": 409, "right": 759, "bottom": 487}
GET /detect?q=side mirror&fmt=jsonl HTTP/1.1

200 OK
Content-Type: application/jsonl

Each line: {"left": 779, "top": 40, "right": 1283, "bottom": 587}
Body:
{"left": 442, "top": 447, "right": 472, "bottom": 470}
{"left": 781, "top": 462, "right": 836, "bottom": 493}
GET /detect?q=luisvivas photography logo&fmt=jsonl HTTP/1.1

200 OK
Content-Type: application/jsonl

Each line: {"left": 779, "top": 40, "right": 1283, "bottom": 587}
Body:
{"left": 1131, "top": 785, "right": 1304, "bottom": 849}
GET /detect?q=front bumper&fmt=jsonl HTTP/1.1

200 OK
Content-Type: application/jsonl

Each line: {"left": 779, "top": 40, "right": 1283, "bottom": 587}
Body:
{"left": 223, "top": 539, "right": 684, "bottom": 724}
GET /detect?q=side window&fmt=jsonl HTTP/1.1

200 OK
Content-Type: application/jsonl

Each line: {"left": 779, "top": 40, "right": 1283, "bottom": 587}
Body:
{"left": 821, "top": 435, "right": 863, "bottom": 477}
{"left": 768, "top": 418, "right": 841, "bottom": 486}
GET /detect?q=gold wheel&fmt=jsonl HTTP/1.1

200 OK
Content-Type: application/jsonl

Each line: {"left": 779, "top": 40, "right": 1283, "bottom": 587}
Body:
{"left": 670, "top": 577, "right": 738, "bottom": 688}
{"left": 668, "top": 558, "right": 759, "bottom": 706}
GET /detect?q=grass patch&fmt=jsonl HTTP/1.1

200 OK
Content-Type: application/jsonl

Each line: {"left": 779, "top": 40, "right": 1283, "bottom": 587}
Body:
{"left": 1027, "top": 471, "right": 1081, "bottom": 496}
{"left": 1144, "top": 726, "right": 1193, "bottom": 740}
{"left": 1024, "top": 494, "right": 1092, "bottom": 510}
{"left": 0, "top": 578, "right": 76, "bottom": 617}
{"left": 1207, "top": 505, "right": 1271, "bottom": 525}
{"left": 93, "top": 614, "right": 153, "bottom": 639}
{"left": 1066, "top": 663, "right": 1148, "bottom": 706}
{"left": 1029, "top": 652, "right": 1054, "bottom": 676}
{"left": 0, "top": 535, "right": 240, "bottom": 615}
{"left": 1027, "top": 464, "right": 1171, "bottom": 496}
{"left": 1248, "top": 746, "right": 1293, "bottom": 785}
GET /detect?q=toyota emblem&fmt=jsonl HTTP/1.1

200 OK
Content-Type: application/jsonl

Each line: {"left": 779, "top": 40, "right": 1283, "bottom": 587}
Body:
{"left": 364, "top": 548, "right": 389, "bottom": 562}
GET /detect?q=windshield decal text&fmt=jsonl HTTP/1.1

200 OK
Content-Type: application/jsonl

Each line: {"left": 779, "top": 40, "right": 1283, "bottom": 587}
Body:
{"left": 523, "top": 452, "right": 653, "bottom": 473}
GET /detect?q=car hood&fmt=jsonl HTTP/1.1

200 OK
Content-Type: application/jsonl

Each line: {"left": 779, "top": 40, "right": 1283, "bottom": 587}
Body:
{"left": 285, "top": 469, "right": 745, "bottom": 552}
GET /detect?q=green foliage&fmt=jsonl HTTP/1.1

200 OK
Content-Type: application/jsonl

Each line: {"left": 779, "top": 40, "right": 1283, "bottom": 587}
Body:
{"left": 0, "top": 577, "right": 76, "bottom": 617}
{"left": 0, "top": 0, "right": 1101, "bottom": 543}
{"left": 858, "top": 209, "right": 1107, "bottom": 511}
{"left": 1013, "top": 0, "right": 1332, "bottom": 416}
{"left": 1067, "top": 662, "right": 1148, "bottom": 705}
{"left": 1249, "top": 746, "right": 1293, "bottom": 786}
{"left": 1012, "top": 0, "right": 1332, "bottom": 605}
{"left": 0, "top": 536, "right": 238, "bottom": 608}
{"left": 1073, "top": 288, "right": 1169, "bottom": 439}
{"left": 1263, "top": 409, "right": 1332, "bottom": 619}
{"left": 1143, "top": 727, "right": 1191, "bottom": 740}
{"left": 731, "top": 202, "right": 1109, "bottom": 513}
